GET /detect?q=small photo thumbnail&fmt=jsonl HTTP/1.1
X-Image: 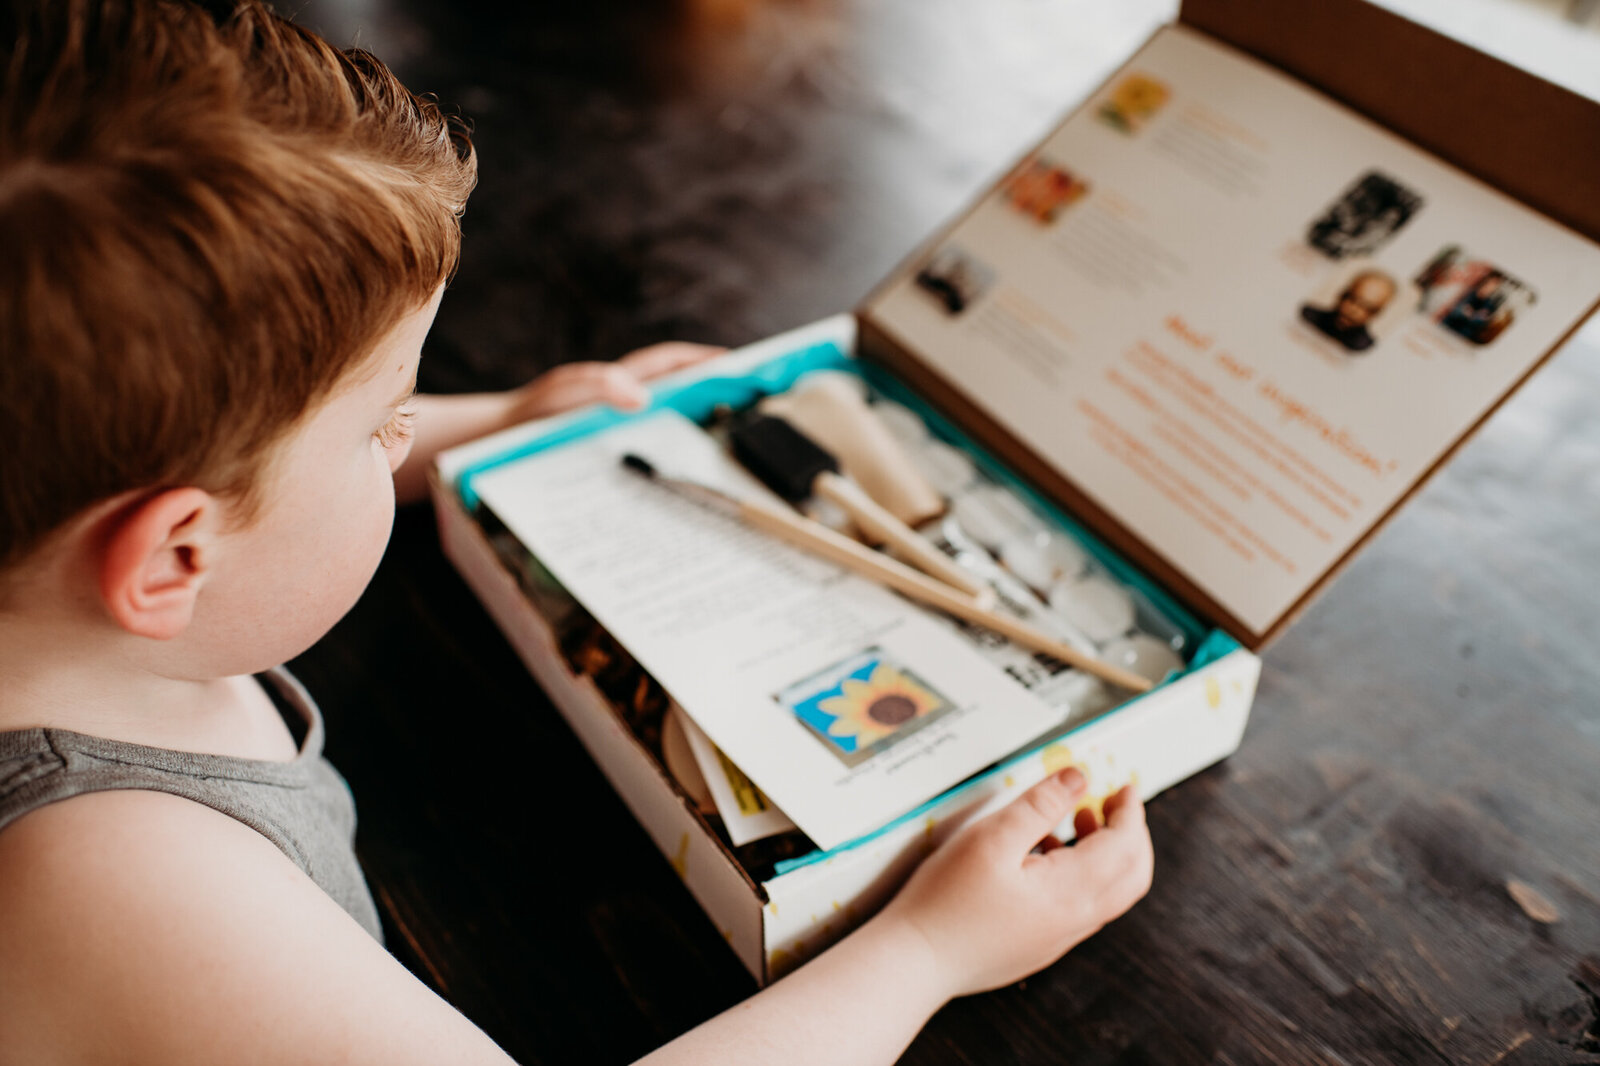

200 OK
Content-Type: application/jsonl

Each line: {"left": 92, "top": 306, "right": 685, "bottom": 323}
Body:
{"left": 1003, "top": 157, "right": 1090, "bottom": 224}
{"left": 1297, "top": 262, "right": 1413, "bottom": 355}
{"left": 1097, "top": 73, "right": 1170, "bottom": 134}
{"left": 1305, "top": 170, "right": 1424, "bottom": 260}
{"left": 775, "top": 648, "right": 954, "bottom": 768}
{"left": 914, "top": 245, "right": 994, "bottom": 316}
{"left": 1414, "top": 245, "right": 1535, "bottom": 347}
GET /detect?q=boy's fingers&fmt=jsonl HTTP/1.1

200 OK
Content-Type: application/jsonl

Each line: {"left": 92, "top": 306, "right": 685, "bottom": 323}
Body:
{"left": 1072, "top": 806, "right": 1099, "bottom": 842}
{"left": 556, "top": 363, "right": 649, "bottom": 410}
{"left": 1101, "top": 784, "right": 1145, "bottom": 829}
{"left": 514, "top": 362, "right": 642, "bottom": 418}
{"left": 618, "top": 342, "right": 726, "bottom": 379}
{"left": 1031, "top": 834, "right": 1066, "bottom": 855}
{"left": 985, "top": 768, "right": 1087, "bottom": 855}
{"left": 1053, "top": 787, "right": 1153, "bottom": 904}
{"left": 598, "top": 365, "right": 652, "bottom": 410}
{"left": 520, "top": 346, "right": 721, "bottom": 420}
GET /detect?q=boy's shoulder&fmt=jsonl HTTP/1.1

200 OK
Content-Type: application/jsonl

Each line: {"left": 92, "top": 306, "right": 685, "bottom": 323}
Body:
{"left": 0, "top": 790, "right": 299, "bottom": 1061}
{"left": 0, "top": 784, "right": 304, "bottom": 902}
{"left": 0, "top": 790, "right": 509, "bottom": 1065}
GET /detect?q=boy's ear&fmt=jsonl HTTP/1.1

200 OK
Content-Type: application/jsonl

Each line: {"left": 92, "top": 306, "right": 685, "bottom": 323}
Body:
{"left": 98, "top": 488, "right": 219, "bottom": 641}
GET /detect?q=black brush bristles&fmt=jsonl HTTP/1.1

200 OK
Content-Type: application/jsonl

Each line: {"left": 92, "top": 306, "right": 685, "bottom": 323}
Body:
{"left": 620, "top": 453, "right": 658, "bottom": 478}
{"left": 728, "top": 413, "right": 840, "bottom": 502}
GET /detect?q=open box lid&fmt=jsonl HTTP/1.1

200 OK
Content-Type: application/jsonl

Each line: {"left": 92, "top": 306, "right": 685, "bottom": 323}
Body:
{"left": 855, "top": 0, "right": 1600, "bottom": 650}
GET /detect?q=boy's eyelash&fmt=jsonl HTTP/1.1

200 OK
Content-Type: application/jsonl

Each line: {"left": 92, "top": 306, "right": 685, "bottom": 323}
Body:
{"left": 375, "top": 403, "right": 418, "bottom": 448}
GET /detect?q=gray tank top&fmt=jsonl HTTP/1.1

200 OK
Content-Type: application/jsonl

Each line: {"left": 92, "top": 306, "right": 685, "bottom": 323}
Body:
{"left": 0, "top": 667, "right": 382, "bottom": 941}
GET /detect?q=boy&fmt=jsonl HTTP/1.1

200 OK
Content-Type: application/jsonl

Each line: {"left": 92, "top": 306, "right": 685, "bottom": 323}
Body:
{"left": 0, "top": 2, "right": 1153, "bottom": 1063}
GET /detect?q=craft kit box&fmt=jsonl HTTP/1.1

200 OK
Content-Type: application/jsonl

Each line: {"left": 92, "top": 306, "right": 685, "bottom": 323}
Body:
{"left": 431, "top": 0, "right": 1600, "bottom": 985}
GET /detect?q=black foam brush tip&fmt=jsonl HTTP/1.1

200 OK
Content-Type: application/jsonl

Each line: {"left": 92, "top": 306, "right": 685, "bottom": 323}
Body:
{"left": 728, "top": 412, "right": 840, "bottom": 502}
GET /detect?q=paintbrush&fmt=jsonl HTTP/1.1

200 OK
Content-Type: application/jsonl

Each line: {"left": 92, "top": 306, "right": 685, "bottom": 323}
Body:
{"left": 726, "top": 411, "right": 994, "bottom": 603}
{"left": 760, "top": 373, "right": 945, "bottom": 528}
{"left": 620, "top": 453, "right": 1153, "bottom": 694}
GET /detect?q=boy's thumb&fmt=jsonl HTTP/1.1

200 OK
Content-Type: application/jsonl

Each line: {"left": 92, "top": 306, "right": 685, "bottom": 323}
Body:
{"left": 601, "top": 365, "right": 651, "bottom": 411}
{"left": 986, "top": 768, "right": 1087, "bottom": 853}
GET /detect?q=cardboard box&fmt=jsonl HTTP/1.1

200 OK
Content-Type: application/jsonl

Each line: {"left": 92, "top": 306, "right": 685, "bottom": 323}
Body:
{"left": 434, "top": 315, "right": 1262, "bottom": 981}
{"left": 431, "top": 0, "right": 1600, "bottom": 984}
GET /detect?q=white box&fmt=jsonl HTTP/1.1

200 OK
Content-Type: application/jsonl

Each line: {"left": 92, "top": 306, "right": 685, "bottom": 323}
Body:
{"left": 432, "top": 315, "right": 1260, "bottom": 983}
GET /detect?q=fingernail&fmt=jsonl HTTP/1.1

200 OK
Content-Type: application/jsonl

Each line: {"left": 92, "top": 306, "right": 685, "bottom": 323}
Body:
{"left": 1057, "top": 767, "right": 1086, "bottom": 792}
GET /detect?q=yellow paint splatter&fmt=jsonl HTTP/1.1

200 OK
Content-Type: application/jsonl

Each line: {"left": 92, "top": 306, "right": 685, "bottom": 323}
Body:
{"left": 924, "top": 816, "right": 937, "bottom": 837}
{"left": 768, "top": 948, "right": 791, "bottom": 976}
{"left": 767, "top": 901, "right": 779, "bottom": 918}
{"left": 1205, "top": 676, "right": 1222, "bottom": 710}
{"left": 1041, "top": 744, "right": 1075, "bottom": 775}
{"left": 670, "top": 833, "right": 690, "bottom": 878}
{"left": 1004, "top": 774, "right": 1016, "bottom": 788}
{"left": 831, "top": 900, "right": 842, "bottom": 913}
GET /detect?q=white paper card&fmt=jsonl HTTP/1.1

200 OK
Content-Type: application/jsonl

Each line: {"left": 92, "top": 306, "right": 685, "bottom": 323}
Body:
{"left": 675, "top": 707, "right": 797, "bottom": 847}
{"left": 471, "top": 410, "right": 1063, "bottom": 849}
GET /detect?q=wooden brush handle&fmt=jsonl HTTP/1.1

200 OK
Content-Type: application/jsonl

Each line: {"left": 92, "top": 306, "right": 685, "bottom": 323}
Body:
{"left": 736, "top": 494, "right": 1153, "bottom": 693}
{"left": 813, "top": 472, "right": 994, "bottom": 604}
{"left": 760, "top": 374, "right": 945, "bottom": 526}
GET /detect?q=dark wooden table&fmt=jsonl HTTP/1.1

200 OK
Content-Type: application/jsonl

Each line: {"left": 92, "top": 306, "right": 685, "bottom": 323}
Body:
{"left": 287, "top": 2, "right": 1600, "bottom": 1062}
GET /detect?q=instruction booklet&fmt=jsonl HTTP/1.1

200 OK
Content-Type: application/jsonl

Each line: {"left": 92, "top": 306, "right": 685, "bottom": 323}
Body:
{"left": 867, "top": 23, "right": 1600, "bottom": 640}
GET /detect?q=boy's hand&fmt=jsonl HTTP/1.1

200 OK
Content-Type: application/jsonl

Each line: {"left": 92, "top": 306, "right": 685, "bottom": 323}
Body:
{"left": 638, "top": 770, "right": 1150, "bottom": 1066}
{"left": 394, "top": 342, "right": 724, "bottom": 503}
{"left": 505, "top": 342, "right": 725, "bottom": 422}
{"left": 875, "top": 768, "right": 1154, "bottom": 999}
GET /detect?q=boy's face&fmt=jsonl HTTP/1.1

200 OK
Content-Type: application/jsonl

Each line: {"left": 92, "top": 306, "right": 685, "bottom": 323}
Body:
{"left": 177, "top": 287, "right": 442, "bottom": 678}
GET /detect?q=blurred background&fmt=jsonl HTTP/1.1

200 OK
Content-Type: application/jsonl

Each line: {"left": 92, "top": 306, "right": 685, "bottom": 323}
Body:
{"left": 283, "top": 0, "right": 1599, "bottom": 396}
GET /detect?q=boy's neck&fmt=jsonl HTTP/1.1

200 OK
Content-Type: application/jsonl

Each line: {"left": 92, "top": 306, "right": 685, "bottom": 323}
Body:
{"left": 0, "top": 610, "right": 300, "bottom": 762}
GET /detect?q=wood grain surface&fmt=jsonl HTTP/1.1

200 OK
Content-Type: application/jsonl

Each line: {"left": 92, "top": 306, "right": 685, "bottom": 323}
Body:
{"left": 285, "top": 2, "right": 1600, "bottom": 1062}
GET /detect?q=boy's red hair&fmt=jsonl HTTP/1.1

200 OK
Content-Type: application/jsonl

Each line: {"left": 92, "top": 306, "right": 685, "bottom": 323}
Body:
{"left": 0, "top": 0, "right": 476, "bottom": 573}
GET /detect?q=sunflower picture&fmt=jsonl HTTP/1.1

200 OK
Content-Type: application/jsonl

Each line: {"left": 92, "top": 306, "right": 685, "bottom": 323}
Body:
{"left": 777, "top": 649, "right": 955, "bottom": 767}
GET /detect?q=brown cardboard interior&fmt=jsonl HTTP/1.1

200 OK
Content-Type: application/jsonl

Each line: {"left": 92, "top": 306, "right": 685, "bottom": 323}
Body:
{"left": 1179, "top": 0, "right": 1600, "bottom": 246}
{"left": 856, "top": 0, "right": 1600, "bottom": 650}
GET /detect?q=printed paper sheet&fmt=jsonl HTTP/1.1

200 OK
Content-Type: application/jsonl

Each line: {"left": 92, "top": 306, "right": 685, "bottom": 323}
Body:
{"left": 868, "top": 24, "right": 1600, "bottom": 634}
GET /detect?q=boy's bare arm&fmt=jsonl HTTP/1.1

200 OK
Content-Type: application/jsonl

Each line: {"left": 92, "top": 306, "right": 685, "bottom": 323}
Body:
{"left": 0, "top": 790, "right": 518, "bottom": 1066}
{"left": 394, "top": 342, "right": 724, "bottom": 504}
{"left": 636, "top": 770, "right": 1153, "bottom": 1066}
{"left": 0, "top": 770, "right": 1146, "bottom": 1066}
